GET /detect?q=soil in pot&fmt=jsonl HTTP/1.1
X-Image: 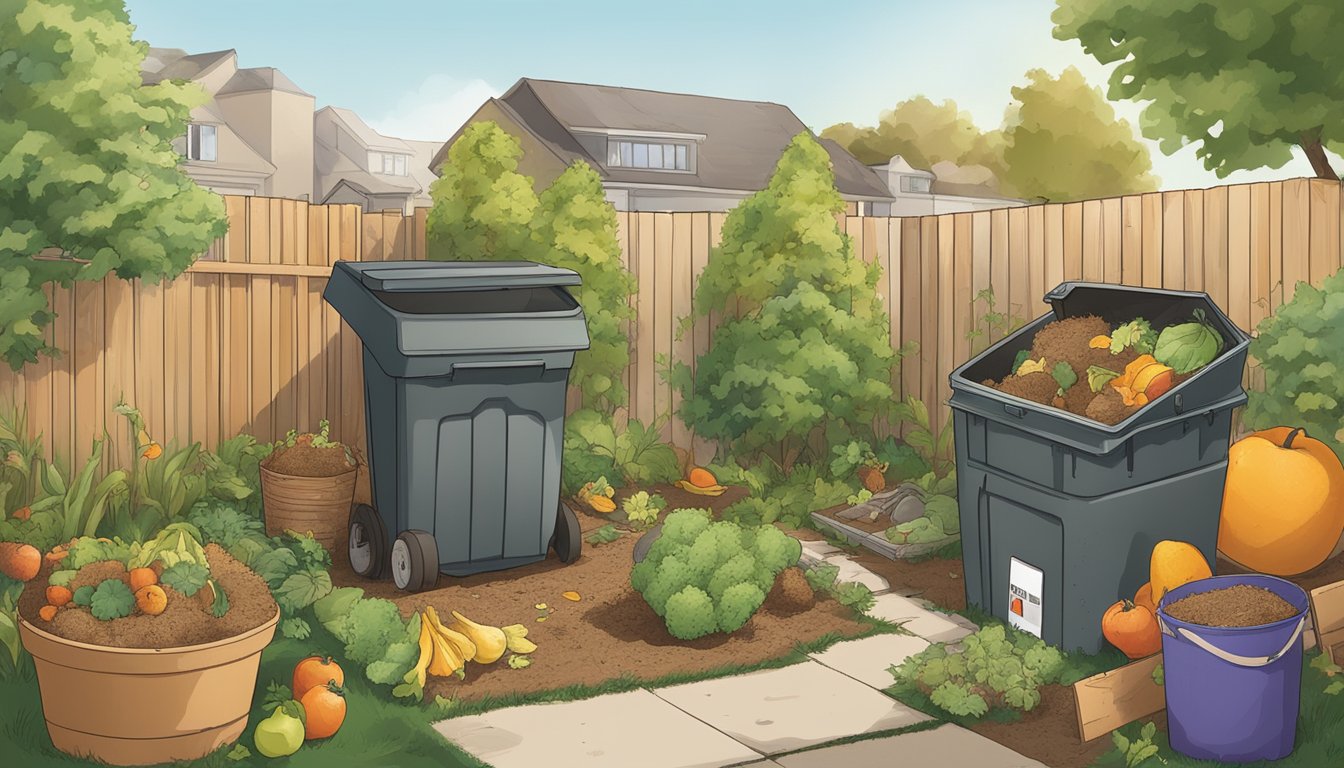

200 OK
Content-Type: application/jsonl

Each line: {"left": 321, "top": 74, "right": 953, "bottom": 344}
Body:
{"left": 1163, "top": 584, "right": 1298, "bottom": 627}
{"left": 264, "top": 439, "right": 355, "bottom": 477}
{"left": 19, "top": 544, "right": 277, "bottom": 649}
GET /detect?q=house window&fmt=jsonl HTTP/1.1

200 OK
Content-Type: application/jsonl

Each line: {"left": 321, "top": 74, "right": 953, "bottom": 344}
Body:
{"left": 606, "top": 139, "right": 690, "bottom": 171}
{"left": 368, "top": 151, "right": 410, "bottom": 176}
{"left": 901, "top": 176, "right": 932, "bottom": 194}
{"left": 186, "top": 124, "right": 217, "bottom": 162}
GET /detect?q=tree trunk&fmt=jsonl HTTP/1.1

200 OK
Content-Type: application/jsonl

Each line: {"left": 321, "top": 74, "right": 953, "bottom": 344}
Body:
{"left": 1300, "top": 133, "right": 1340, "bottom": 181}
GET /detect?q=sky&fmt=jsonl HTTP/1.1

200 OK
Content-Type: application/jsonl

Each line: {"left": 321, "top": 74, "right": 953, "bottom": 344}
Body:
{"left": 121, "top": 0, "right": 1326, "bottom": 191}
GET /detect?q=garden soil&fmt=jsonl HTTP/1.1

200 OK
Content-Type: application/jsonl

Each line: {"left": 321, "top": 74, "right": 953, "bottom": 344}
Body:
{"left": 19, "top": 544, "right": 277, "bottom": 649}
{"left": 331, "top": 484, "right": 872, "bottom": 706}
{"left": 1165, "top": 584, "right": 1299, "bottom": 627}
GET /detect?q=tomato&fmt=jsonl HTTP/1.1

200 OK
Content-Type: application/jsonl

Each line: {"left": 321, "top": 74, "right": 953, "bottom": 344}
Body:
{"left": 293, "top": 655, "right": 344, "bottom": 699}
{"left": 300, "top": 681, "right": 347, "bottom": 740}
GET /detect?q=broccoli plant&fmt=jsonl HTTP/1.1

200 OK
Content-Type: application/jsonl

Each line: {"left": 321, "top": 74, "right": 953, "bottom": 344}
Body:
{"left": 631, "top": 509, "right": 802, "bottom": 640}
{"left": 890, "top": 623, "right": 1066, "bottom": 718}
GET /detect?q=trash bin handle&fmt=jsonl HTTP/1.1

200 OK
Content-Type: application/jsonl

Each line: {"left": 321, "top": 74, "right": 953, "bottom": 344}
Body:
{"left": 449, "top": 359, "right": 546, "bottom": 376}
{"left": 1159, "top": 615, "right": 1305, "bottom": 668}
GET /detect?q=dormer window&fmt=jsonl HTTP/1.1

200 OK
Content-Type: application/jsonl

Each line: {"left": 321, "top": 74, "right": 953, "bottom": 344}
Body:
{"left": 606, "top": 139, "right": 691, "bottom": 171}
{"left": 901, "top": 176, "right": 932, "bottom": 194}
{"left": 369, "top": 151, "right": 409, "bottom": 176}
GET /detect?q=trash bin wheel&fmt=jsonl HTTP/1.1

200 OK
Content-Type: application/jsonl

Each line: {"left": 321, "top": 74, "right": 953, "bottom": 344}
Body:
{"left": 552, "top": 502, "right": 582, "bottom": 564}
{"left": 349, "top": 504, "right": 389, "bottom": 580}
{"left": 392, "top": 530, "right": 439, "bottom": 592}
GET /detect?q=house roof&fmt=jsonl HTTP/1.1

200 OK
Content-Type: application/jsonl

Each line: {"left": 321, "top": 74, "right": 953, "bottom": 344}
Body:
{"left": 317, "top": 106, "right": 414, "bottom": 153}
{"left": 217, "top": 67, "right": 311, "bottom": 98}
{"left": 434, "top": 78, "right": 894, "bottom": 200}
{"left": 141, "top": 48, "right": 234, "bottom": 85}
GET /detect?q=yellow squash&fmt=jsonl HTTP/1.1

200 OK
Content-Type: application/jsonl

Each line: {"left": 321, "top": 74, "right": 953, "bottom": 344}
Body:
{"left": 450, "top": 610, "right": 508, "bottom": 664}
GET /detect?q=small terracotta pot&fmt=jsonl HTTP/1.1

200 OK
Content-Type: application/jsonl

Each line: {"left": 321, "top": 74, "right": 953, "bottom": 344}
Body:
{"left": 19, "top": 612, "right": 278, "bottom": 766}
{"left": 260, "top": 463, "right": 357, "bottom": 557}
{"left": 857, "top": 465, "right": 887, "bottom": 493}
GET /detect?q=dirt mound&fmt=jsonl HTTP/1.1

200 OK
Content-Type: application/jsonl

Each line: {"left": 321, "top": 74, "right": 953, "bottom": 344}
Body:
{"left": 264, "top": 442, "right": 355, "bottom": 478}
{"left": 1029, "top": 316, "right": 1110, "bottom": 368}
{"left": 997, "top": 370, "right": 1058, "bottom": 405}
{"left": 766, "top": 567, "right": 815, "bottom": 615}
{"left": 21, "top": 544, "right": 277, "bottom": 649}
{"left": 1165, "top": 584, "right": 1298, "bottom": 628}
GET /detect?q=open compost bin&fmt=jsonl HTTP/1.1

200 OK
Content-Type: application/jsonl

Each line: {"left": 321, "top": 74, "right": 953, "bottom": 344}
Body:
{"left": 949, "top": 282, "right": 1250, "bottom": 653}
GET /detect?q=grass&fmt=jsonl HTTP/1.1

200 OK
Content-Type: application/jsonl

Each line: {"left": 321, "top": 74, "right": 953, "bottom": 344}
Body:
{"left": 1092, "top": 652, "right": 1344, "bottom": 768}
{"left": 0, "top": 626, "right": 485, "bottom": 768}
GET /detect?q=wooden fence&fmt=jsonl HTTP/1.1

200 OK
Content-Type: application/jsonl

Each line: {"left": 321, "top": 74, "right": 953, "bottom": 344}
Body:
{"left": 0, "top": 178, "right": 1341, "bottom": 471}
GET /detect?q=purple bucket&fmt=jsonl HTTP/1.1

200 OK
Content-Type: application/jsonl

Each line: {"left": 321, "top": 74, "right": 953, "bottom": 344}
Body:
{"left": 1156, "top": 574, "right": 1308, "bottom": 762}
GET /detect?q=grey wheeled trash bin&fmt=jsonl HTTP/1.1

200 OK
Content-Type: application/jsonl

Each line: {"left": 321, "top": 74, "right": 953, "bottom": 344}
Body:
{"left": 323, "top": 260, "right": 590, "bottom": 591}
{"left": 949, "top": 282, "right": 1249, "bottom": 653}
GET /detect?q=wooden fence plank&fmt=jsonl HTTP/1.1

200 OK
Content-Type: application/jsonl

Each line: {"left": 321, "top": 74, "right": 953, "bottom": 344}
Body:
{"left": 887, "top": 218, "right": 903, "bottom": 403}
{"left": 1282, "top": 179, "right": 1310, "bottom": 304}
{"left": 920, "top": 217, "right": 939, "bottom": 423}
{"left": 1250, "top": 183, "right": 1273, "bottom": 340}
{"left": 1203, "top": 185, "right": 1230, "bottom": 313}
{"left": 49, "top": 285, "right": 74, "bottom": 468}
{"left": 1081, "top": 199, "right": 1103, "bottom": 283}
{"left": 1228, "top": 184, "right": 1253, "bottom": 333}
{"left": 102, "top": 279, "right": 135, "bottom": 469}
{"left": 1063, "top": 201, "right": 1084, "bottom": 282}
{"left": 1269, "top": 182, "right": 1285, "bottom": 314}
{"left": 249, "top": 274, "right": 272, "bottom": 439}
{"left": 273, "top": 276, "right": 297, "bottom": 435}
{"left": 670, "top": 212, "right": 694, "bottom": 448}
{"left": 969, "top": 212, "right": 991, "bottom": 353}
{"left": 168, "top": 277, "right": 194, "bottom": 448}
{"left": 1028, "top": 204, "right": 1047, "bottom": 316}
{"left": 307, "top": 205, "right": 329, "bottom": 266}
{"left": 1043, "top": 203, "right": 1065, "bottom": 297}
{"left": 937, "top": 216, "right": 956, "bottom": 433}
{"left": 1141, "top": 193, "right": 1163, "bottom": 288}
{"left": 137, "top": 280, "right": 165, "bottom": 455}
{"left": 247, "top": 197, "right": 270, "bottom": 264}
{"left": 224, "top": 196, "right": 248, "bottom": 262}
{"left": 222, "top": 276, "right": 250, "bottom": 441}
{"left": 1073, "top": 654, "right": 1165, "bottom": 742}
{"left": 1310, "top": 180, "right": 1341, "bottom": 285}
{"left": 901, "top": 218, "right": 923, "bottom": 420}
{"left": 1183, "top": 189, "right": 1204, "bottom": 293}
{"left": 1162, "top": 191, "right": 1185, "bottom": 290}
{"left": 1102, "top": 197, "right": 1122, "bottom": 284}
{"left": 24, "top": 287, "right": 54, "bottom": 470}
{"left": 989, "top": 208, "right": 1010, "bottom": 343}
{"left": 1007, "top": 207, "right": 1030, "bottom": 324}
{"left": 1121, "top": 195, "right": 1144, "bottom": 287}
{"left": 636, "top": 213, "right": 656, "bottom": 427}
{"left": 952, "top": 213, "right": 973, "bottom": 372}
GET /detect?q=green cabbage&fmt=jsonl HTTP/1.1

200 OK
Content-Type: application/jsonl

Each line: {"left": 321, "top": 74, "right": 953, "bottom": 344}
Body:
{"left": 1154, "top": 310, "right": 1223, "bottom": 374}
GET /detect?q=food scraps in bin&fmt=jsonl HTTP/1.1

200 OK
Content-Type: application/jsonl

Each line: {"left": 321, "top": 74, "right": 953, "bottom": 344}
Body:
{"left": 988, "top": 312, "right": 1221, "bottom": 425}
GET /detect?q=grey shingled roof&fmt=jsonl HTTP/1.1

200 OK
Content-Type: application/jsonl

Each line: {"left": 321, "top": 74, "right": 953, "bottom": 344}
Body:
{"left": 217, "top": 67, "right": 311, "bottom": 98}
{"left": 435, "top": 78, "right": 894, "bottom": 200}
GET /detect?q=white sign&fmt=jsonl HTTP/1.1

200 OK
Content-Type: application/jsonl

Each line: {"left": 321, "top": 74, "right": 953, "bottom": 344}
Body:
{"left": 1008, "top": 557, "right": 1044, "bottom": 638}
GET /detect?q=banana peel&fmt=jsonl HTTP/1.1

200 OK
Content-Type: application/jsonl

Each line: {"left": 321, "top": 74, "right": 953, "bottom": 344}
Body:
{"left": 424, "top": 606, "right": 477, "bottom": 664}
{"left": 404, "top": 613, "right": 435, "bottom": 690}
{"left": 501, "top": 624, "right": 537, "bottom": 654}
{"left": 675, "top": 480, "right": 726, "bottom": 496}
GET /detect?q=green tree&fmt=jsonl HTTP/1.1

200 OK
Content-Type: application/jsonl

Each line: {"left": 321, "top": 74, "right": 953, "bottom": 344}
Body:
{"left": 426, "top": 121, "right": 541, "bottom": 261}
{"left": 0, "top": 0, "right": 227, "bottom": 370}
{"left": 821, "top": 96, "right": 999, "bottom": 170}
{"left": 427, "top": 123, "right": 636, "bottom": 413}
{"left": 1054, "top": 0, "right": 1344, "bottom": 180}
{"left": 671, "top": 133, "right": 895, "bottom": 471}
{"left": 532, "top": 162, "right": 636, "bottom": 412}
{"left": 997, "top": 67, "right": 1159, "bottom": 201}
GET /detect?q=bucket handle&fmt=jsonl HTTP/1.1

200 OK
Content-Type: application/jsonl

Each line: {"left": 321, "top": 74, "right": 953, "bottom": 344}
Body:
{"left": 1159, "top": 615, "right": 1305, "bottom": 668}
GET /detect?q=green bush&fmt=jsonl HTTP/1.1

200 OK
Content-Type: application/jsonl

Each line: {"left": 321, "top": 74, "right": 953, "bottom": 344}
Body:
{"left": 562, "top": 409, "right": 679, "bottom": 492}
{"left": 1244, "top": 268, "right": 1344, "bottom": 460}
{"left": 720, "top": 462, "right": 853, "bottom": 529}
{"left": 891, "top": 623, "right": 1066, "bottom": 718}
{"left": 873, "top": 438, "right": 932, "bottom": 483}
{"left": 631, "top": 509, "right": 801, "bottom": 640}
{"left": 670, "top": 133, "right": 896, "bottom": 470}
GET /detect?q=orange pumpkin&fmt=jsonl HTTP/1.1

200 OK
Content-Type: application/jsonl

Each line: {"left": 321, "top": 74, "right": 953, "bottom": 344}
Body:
{"left": 1102, "top": 600, "right": 1162, "bottom": 660}
{"left": 1219, "top": 427, "right": 1344, "bottom": 575}
{"left": 1133, "top": 582, "right": 1157, "bottom": 615}
{"left": 687, "top": 467, "right": 718, "bottom": 488}
{"left": 1111, "top": 355, "right": 1175, "bottom": 407}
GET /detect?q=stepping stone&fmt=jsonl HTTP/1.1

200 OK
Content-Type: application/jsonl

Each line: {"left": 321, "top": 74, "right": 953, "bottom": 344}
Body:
{"left": 822, "top": 554, "right": 890, "bottom": 595}
{"left": 798, "top": 540, "right": 840, "bottom": 566}
{"left": 434, "top": 689, "right": 761, "bottom": 768}
{"left": 867, "top": 593, "right": 974, "bottom": 644}
{"left": 774, "top": 723, "right": 1048, "bottom": 768}
{"left": 728, "top": 762, "right": 785, "bottom": 767}
{"left": 653, "top": 660, "right": 930, "bottom": 756}
{"left": 808, "top": 633, "right": 931, "bottom": 689}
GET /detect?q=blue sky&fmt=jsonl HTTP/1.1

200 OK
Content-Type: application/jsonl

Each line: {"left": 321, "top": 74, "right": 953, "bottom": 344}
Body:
{"left": 123, "top": 0, "right": 1321, "bottom": 190}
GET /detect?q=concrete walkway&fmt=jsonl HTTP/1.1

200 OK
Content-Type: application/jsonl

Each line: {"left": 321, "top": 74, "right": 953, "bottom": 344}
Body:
{"left": 434, "top": 540, "right": 1045, "bottom": 768}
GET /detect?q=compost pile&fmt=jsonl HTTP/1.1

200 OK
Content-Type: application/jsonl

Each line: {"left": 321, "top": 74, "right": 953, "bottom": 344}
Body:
{"left": 984, "top": 311, "right": 1225, "bottom": 425}
{"left": 263, "top": 420, "right": 356, "bottom": 478}
{"left": 1164, "top": 584, "right": 1298, "bottom": 628}
{"left": 19, "top": 536, "right": 276, "bottom": 649}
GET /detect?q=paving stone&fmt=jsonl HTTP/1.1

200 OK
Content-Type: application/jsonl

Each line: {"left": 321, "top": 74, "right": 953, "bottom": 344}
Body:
{"left": 434, "top": 689, "right": 761, "bottom": 768}
{"left": 726, "top": 762, "right": 785, "bottom": 768}
{"left": 653, "top": 660, "right": 930, "bottom": 756}
{"left": 808, "top": 633, "right": 931, "bottom": 689}
{"left": 822, "top": 554, "right": 890, "bottom": 595}
{"left": 798, "top": 540, "right": 840, "bottom": 566}
{"left": 867, "top": 592, "right": 972, "bottom": 643}
{"left": 775, "top": 724, "right": 1047, "bottom": 768}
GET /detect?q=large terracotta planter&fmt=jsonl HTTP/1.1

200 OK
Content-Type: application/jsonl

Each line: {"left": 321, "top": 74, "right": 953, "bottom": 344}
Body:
{"left": 260, "top": 463, "right": 356, "bottom": 557}
{"left": 18, "top": 612, "right": 278, "bottom": 766}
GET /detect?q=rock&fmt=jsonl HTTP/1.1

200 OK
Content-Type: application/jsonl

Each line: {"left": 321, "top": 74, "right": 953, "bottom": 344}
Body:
{"left": 889, "top": 495, "right": 926, "bottom": 525}
{"left": 631, "top": 523, "right": 662, "bottom": 564}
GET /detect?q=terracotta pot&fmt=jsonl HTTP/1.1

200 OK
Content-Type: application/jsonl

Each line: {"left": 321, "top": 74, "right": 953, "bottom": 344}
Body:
{"left": 18, "top": 612, "right": 278, "bottom": 766}
{"left": 857, "top": 465, "right": 887, "bottom": 493}
{"left": 260, "top": 463, "right": 357, "bottom": 557}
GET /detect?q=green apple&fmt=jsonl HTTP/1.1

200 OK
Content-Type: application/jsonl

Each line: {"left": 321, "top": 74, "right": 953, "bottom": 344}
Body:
{"left": 254, "top": 703, "right": 305, "bottom": 758}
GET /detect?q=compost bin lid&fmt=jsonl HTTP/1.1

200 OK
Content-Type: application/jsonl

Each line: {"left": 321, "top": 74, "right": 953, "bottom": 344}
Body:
{"left": 354, "top": 260, "right": 581, "bottom": 292}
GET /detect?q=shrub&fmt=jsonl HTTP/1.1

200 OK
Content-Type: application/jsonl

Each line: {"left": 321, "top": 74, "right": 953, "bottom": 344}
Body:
{"left": 1244, "top": 268, "right": 1344, "bottom": 460}
{"left": 562, "top": 409, "right": 679, "bottom": 491}
{"left": 633, "top": 509, "right": 801, "bottom": 640}
{"left": 891, "top": 623, "right": 1066, "bottom": 718}
{"left": 720, "top": 462, "right": 853, "bottom": 529}
{"left": 670, "top": 134, "right": 896, "bottom": 470}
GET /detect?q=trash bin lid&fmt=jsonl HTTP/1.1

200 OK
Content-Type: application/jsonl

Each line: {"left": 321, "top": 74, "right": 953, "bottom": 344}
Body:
{"left": 356, "top": 261, "right": 581, "bottom": 292}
